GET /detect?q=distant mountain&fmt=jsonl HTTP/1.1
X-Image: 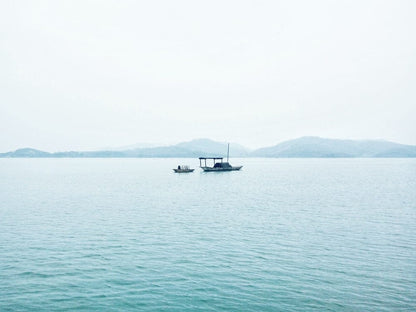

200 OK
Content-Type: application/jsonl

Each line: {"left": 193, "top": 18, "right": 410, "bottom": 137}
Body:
{"left": 251, "top": 137, "right": 416, "bottom": 158}
{"left": 0, "top": 148, "right": 51, "bottom": 157}
{"left": 1, "top": 137, "right": 415, "bottom": 158}
{"left": 174, "top": 139, "right": 250, "bottom": 157}
{"left": 0, "top": 139, "right": 248, "bottom": 158}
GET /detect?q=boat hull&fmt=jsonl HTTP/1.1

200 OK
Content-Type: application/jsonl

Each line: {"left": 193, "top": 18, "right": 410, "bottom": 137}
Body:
{"left": 201, "top": 166, "right": 242, "bottom": 172}
{"left": 173, "top": 169, "right": 195, "bottom": 173}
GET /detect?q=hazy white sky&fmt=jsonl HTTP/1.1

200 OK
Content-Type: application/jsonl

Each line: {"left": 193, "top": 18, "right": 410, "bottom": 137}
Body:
{"left": 1, "top": 0, "right": 415, "bottom": 152}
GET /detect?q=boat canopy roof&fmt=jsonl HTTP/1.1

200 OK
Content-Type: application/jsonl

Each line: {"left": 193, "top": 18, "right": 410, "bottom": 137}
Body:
{"left": 198, "top": 157, "right": 223, "bottom": 160}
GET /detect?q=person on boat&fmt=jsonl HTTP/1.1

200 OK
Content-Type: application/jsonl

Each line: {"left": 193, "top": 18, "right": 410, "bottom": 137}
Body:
{"left": 178, "top": 165, "right": 181, "bottom": 170}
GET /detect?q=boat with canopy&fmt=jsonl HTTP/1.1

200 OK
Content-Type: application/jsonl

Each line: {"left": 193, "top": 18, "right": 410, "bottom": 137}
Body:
{"left": 199, "top": 144, "right": 242, "bottom": 172}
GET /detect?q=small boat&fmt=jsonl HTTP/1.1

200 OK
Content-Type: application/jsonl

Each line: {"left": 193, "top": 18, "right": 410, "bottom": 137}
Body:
{"left": 173, "top": 165, "right": 194, "bottom": 173}
{"left": 199, "top": 143, "right": 242, "bottom": 172}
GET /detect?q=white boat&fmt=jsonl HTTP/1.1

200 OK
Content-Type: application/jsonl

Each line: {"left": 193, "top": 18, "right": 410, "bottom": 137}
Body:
{"left": 173, "top": 165, "right": 194, "bottom": 173}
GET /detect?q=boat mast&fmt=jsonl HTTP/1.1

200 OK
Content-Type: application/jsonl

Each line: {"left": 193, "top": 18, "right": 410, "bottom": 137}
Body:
{"left": 227, "top": 143, "right": 230, "bottom": 162}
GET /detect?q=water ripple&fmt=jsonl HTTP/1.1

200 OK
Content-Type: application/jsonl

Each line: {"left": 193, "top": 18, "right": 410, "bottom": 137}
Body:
{"left": 0, "top": 158, "right": 415, "bottom": 311}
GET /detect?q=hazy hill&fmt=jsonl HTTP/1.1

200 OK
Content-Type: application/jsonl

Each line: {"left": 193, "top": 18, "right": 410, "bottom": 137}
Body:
{"left": 1, "top": 137, "right": 416, "bottom": 158}
{"left": 174, "top": 139, "right": 250, "bottom": 157}
{"left": 0, "top": 148, "right": 51, "bottom": 157}
{"left": 0, "top": 139, "right": 247, "bottom": 158}
{"left": 251, "top": 137, "right": 416, "bottom": 158}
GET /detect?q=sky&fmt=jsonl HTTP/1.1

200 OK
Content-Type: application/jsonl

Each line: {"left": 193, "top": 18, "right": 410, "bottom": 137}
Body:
{"left": 1, "top": 0, "right": 415, "bottom": 152}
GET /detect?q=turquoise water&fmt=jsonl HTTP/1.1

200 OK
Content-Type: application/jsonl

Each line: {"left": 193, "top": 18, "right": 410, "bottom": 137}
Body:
{"left": 0, "top": 158, "right": 415, "bottom": 311}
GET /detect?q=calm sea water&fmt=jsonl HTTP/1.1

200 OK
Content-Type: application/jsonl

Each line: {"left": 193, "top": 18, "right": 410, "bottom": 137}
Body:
{"left": 0, "top": 158, "right": 415, "bottom": 311}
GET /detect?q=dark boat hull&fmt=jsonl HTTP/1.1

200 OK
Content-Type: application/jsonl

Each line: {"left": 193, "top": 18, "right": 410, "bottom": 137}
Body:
{"left": 201, "top": 166, "right": 242, "bottom": 172}
{"left": 173, "top": 169, "right": 195, "bottom": 173}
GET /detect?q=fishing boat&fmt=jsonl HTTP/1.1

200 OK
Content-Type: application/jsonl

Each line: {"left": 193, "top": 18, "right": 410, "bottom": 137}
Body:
{"left": 173, "top": 165, "right": 194, "bottom": 173}
{"left": 199, "top": 144, "right": 242, "bottom": 172}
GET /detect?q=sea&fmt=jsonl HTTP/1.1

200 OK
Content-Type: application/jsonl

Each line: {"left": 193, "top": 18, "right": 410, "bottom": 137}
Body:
{"left": 0, "top": 158, "right": 415, "bottom": 311}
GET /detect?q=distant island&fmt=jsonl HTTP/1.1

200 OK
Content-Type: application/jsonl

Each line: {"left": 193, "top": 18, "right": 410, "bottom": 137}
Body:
{"left": 1, "top": 137, "right": 416, "bottom": 158}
